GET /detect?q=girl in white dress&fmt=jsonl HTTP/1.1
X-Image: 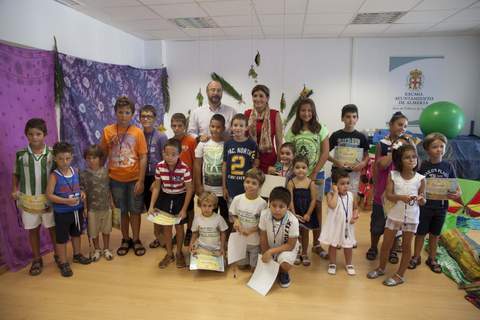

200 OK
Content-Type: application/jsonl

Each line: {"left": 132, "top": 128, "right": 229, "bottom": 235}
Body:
{"left": 367, "top": 143, "right": 425, "bottom": 286}
{"left": 319, "top": 169, "right": 359, "bottom": 275}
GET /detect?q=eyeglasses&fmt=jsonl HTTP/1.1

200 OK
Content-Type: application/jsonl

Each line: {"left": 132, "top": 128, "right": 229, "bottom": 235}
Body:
{"left": 140, "top": 115, "right": 155, "bottom": 119}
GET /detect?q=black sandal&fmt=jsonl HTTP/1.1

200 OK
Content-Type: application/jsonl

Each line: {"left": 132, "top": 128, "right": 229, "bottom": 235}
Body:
{"left": 389, "top": 250, "right": 399, "bottom": 264}
{"left": 59, "top": 262, "right": 73, "bottom": 277}
{"left": 117, "top": 238, "right": 132, "bottom": 256}
{"left": 366, "top": 247, "right": 378, "bottom": 261}
{"left": 133, "top": 240, "right": 146, "bottom": 256}
{"left": 408, "top": 256, "right": 421, "bottom": 269}
{"left": 29, "top": 259, "right": 43, "bottom": 276}
{"left": 149, "top": 239, "right": 161, "bottom": 249}
{"left": 426, "top": 258, "right": 442, "bottom": 273}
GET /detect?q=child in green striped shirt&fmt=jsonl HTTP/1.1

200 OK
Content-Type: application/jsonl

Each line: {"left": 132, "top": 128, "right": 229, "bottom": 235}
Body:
{"left": 11, "top": 118, "right": 58, "bottom": 276}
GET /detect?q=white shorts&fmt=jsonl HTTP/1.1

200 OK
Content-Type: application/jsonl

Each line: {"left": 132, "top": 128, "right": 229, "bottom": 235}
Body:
{"left": 21, "top": 210, "right": 55, "bottom": 230}
{"left": 274, "top": 241, "right": 300, "bottom": 266}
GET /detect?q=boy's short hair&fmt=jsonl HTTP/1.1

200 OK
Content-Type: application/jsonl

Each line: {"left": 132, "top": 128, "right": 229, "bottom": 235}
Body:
{"left": 83, "top": 144, "right": 105, "bottom": 163}
{"left": 332, "top": 168, "right": 350, "bottom": 184}
{"left": 245, "top": 168, "right": 266, "bottom": 186}
{"left": 197, "top": 191, "right": 219, "bottom": 207}
{"left": 114, "top": 96, "right": 135, "bottom": 113}
{"left": 140, "top": 105, "right": 157, "bottom": 117}
{"left": 210, "top": 114, "right": 226, "bottom": 128}
{"left": 269, "top": 187, "right": 291, "bottom": 206}
{"left": 341, "top": 104, "right": 358, "bottom": 118}
{"left": 24, "top": 118, "right": 47, "bottom": 135}
{"left": 53, "top": 141, "right": 73, "bottom": 156}
{"left": 423, "top": 132, "right": 447, "bottom": 150}
{"left": 164, "top": 138, "right": 182, "bottom": 154}
{"left": 171, "top": 113, "right": 187, "bottom": 127}
{"left": 280, "top": 142, "right": 295, "bottom": 154}
{"left": 231, "top": 113, "right": 247, "bottom": 125}
{"left": 292, "top": 155, "right": 309, "bottom": 168}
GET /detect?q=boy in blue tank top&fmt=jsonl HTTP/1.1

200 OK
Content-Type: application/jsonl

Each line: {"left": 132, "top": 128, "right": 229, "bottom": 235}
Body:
{"left": 46, "top": 142, "right": 91, "bottom": 277}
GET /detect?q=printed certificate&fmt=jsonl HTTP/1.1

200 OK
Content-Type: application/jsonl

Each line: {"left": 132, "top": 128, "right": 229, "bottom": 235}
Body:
{"left": 426, "top": 178, "right": 458, "bottom": 200}
{"left": 334, "top": 146, "right": 363, "bottom": 167}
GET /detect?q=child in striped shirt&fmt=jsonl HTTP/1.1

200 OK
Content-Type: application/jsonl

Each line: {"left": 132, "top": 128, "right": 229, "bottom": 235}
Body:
{"left": 11, "top": 118, "right": 57, "bottom": 276}
{"left": 148, "top": 138, "right": 193, "bottom": 269}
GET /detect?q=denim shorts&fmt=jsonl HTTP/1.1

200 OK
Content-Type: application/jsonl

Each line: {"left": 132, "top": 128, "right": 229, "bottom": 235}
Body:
{"left": 110, "top": 179, "right": 144, "bottom": 215}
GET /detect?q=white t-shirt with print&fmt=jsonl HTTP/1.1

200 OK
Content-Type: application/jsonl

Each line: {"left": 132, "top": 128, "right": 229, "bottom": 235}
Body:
{"left": 192, "top": 213, "right": 228, "bottom": 250}
{"left": 258, "top": 209, "right": 299, "bottom": 248}
{"left": 195, "top": 140, "right": 224, "bottom": 196}
{"left": 229, "top": 194, "right": 268, "bottom": 245}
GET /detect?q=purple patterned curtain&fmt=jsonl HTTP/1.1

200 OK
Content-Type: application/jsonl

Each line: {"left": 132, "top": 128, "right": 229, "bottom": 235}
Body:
{"left": 0, "top": 42, "right": 57, "bottom": 271}
{"left": 59, "top": 53, "right": 167, "bottom": 168}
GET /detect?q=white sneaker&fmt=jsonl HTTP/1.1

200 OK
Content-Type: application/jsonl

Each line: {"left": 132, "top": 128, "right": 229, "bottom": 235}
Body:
{"left": 327, "top": 264, "right": 336, "bottom": 275}
{"left": 346, "top": 264, "right": 356, "bottom": 276}
{"left": 91, "top": 249, "right": 102, "bottom": 262}
{"left": 103, "top": 249, "right": 114, "bottom": 261}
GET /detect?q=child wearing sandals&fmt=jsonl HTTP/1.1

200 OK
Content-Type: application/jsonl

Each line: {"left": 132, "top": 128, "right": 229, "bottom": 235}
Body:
{"left": 11, "top": 118, "right": 58, "bottom": 276}
{"left": 149, "top": 138, "right": 193, "bottom": 269}
{"left": 367, "top": 143, "right": 426, "bottom": 286}
{"left": 287, "top": 156, "right": 317, "bottom": 266}
{"left": 139, "top": 105, "right": 167, "bottom": 250}
{"left": 80, "top": 145, "right": 114, "bottom": 262}
{"left": 408, "top": 133, "right": 461, "bottom": 273}
{"left": 319, "top": 169, "right": 358, "bottom": 275}
{"left": 366, "top": 112, "right": 409, "bottom": 264}
{"left": 100, "top": 96, "right": 148, "bottom": 257}
{"left": 285, "top": 98, "right": 330, "bottom": 259}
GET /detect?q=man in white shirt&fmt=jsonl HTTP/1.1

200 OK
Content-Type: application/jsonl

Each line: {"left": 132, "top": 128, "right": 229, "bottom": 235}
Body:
{"left": 187, "top": 81, "right": 237, "bottom": 140}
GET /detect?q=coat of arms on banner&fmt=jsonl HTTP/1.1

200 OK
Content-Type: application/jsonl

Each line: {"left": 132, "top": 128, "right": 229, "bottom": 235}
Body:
{"left": 408, "top": 69, "right": 423, "bottom": 90}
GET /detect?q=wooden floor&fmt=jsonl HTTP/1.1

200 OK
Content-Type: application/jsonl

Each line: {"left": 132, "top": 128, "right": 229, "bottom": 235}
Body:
{"left": 0, "top": 206, "right": 477, "bottom": 320}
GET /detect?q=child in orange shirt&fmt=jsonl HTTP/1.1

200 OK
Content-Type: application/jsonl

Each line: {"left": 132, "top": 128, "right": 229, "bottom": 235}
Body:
{"left": 170, "top": 113, "right": 196, "bottom": 246}
{"left": 100, "top": 96, "right": 147, "bottom": 257}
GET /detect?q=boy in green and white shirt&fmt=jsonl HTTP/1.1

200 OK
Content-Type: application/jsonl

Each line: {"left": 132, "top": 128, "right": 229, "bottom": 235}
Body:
{"left": 11, "top": 118, "right": 58, "bottom": 276}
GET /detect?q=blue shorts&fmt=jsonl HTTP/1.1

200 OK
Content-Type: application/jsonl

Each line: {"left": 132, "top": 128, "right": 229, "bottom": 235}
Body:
{"left": 110, "top": 179, "right": 144, "bottom": 215}
{"left": 416, "top": 207, "right": 446, "bottom": 236}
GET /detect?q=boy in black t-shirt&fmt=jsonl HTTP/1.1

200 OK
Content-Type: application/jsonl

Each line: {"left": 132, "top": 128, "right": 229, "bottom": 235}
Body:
{"left": 328, "top": 104, "right": 369, "bottom": 195}
{"left": 408, "top": 133, "right": 461, "bottom": 273}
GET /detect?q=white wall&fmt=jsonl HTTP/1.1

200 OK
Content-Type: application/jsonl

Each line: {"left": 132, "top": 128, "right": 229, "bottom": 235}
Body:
{"left": 159, "top": 36, "right": 480, "bottom": 136}
{"left": 352, "top": 36, "right": 480, "bottom": 135}
{"left": 162, "top": 38, "right": 352, "bottom": 134}
{"left": 0, "top": 0, "right": 146, "bottom": 67}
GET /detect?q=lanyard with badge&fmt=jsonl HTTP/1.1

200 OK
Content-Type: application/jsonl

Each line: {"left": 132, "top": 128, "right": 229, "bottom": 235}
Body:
{"left": 339, "top": 193, "right": 349, "bottom": 239}
{"left": 116, "top": 125, "right": 131, "bottom": 162}
{"left": 272, "top": 215, "right": 287, "bottom": 245}
{"left": 146, "top": 131, "right": 154, "bottom": 174}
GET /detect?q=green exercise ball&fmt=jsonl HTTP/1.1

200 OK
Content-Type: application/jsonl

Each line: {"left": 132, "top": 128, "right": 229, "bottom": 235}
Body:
{"left": 419, "top": 101, "right": 465, "bottom": 139}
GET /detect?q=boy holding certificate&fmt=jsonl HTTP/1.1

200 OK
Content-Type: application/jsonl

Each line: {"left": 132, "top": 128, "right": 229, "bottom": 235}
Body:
{"left": 328, "top": 104, "right": 369, "bottom": 194}
{"left": 230, "top": 168, "right": 268, "bottom": 270}
{"left": 12, "top": 118, "right": 58, "bottom": 276}
{"left": 259, "top": 187, "right": 300, "bottom": 288}
{"left": 409, "top": 133, "right": 461, "bottom": 273}
{"left": 149, "top": 138, "right": 193, "bottom": 269}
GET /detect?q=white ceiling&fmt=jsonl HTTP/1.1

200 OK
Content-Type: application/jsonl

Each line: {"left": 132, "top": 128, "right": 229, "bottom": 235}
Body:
{"left": 62, "top": 0, "right": 480, "bottom": 40}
